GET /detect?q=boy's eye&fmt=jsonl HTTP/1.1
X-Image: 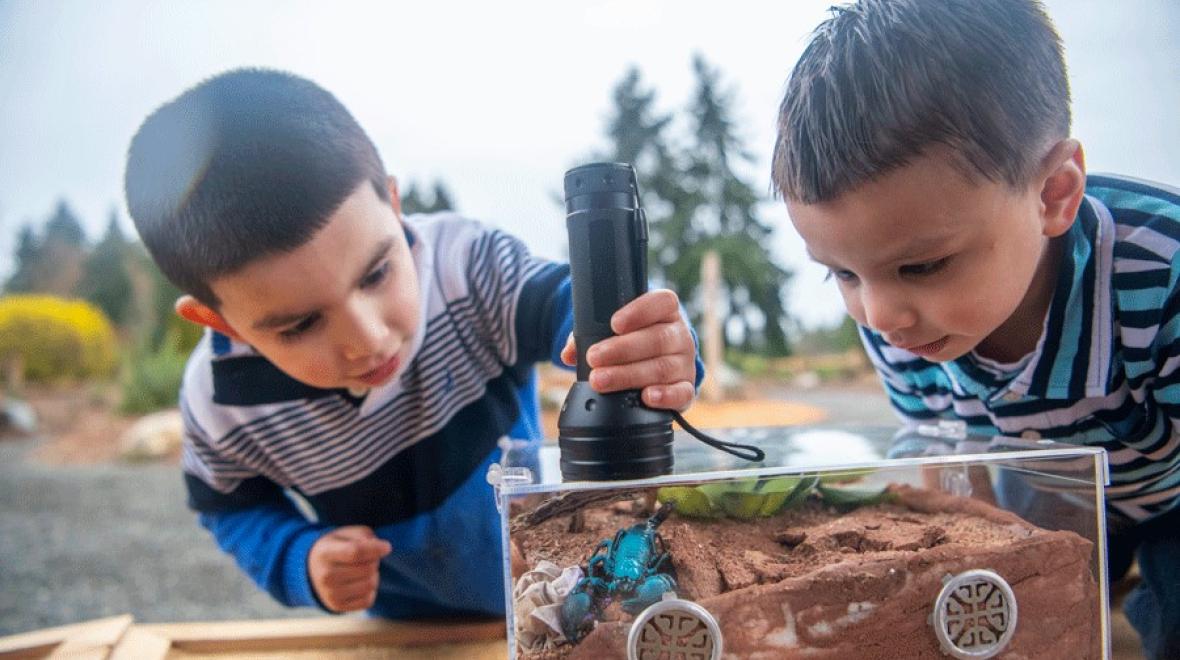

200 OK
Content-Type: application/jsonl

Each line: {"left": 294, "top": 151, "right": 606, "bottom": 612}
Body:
{"left": 824, "top": 269, "right": 858, "bottom": 283}
{"left": 899, "top": 257, "right": 950, "bottom": 276}
{"left": 360, "top": 261, "right": 391, "bottom": 289}
{"left": 279, "top": 314, "right": 320, "bottom": 340}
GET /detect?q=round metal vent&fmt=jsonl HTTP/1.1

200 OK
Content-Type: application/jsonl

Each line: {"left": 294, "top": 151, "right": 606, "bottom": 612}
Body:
{"left": 931, "top": 569, "right": 1018, "bottom": 659}
{"left": 627, "top": 597, "right": 721, "bottom": 660}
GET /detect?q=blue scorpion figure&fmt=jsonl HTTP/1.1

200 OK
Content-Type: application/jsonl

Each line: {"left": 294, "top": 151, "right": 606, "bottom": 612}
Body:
{"left": 560, "top": 503, "right": 678, "bottom": 643}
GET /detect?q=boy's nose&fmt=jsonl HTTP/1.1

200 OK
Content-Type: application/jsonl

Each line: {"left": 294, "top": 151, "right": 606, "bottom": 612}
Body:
{"left": 340, "top": 304, "right": 390, "bottom": 361}
{"left": 860, "top": 285, "right": 916, "bottom": 335}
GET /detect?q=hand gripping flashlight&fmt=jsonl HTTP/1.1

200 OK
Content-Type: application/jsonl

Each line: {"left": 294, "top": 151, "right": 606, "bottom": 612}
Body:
{"left": 557, "top": 162, "right": 764, "bottom": 482}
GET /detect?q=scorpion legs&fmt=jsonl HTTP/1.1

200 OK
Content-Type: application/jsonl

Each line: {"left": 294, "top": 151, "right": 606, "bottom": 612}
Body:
{"left": 619, "top": 572, "right": 678, "bottom": 614}
{"left": 561, "top": 575, "right": 611, "bottom": 642}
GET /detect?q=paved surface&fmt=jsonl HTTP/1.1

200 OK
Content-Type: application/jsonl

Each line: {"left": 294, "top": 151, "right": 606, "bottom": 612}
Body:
{"left": 0, "top": 436, "right": 316, "bottom": 635}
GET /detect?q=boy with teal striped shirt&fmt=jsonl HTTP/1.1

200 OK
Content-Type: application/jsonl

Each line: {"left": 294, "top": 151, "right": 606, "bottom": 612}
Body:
{"left": 771, "top": 1, "right": 1180, "bottom": 657}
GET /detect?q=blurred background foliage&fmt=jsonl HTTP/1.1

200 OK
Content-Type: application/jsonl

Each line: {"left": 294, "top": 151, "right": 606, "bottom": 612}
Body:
{"left": 0, "top": 295, "right": 118, "bottom": 382}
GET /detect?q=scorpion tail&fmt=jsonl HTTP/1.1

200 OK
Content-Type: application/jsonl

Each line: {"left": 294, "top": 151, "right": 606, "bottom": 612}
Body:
{"left": 648, "top": 499, "right": 675, "bottom": 530}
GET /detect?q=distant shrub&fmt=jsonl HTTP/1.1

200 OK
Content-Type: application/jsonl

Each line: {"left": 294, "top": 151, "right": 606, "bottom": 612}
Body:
{"left": 120, "top": 333, "right": 190, "bottom": 415}
{"left": 0, "top": 294, "right": 118, "bottom": 382}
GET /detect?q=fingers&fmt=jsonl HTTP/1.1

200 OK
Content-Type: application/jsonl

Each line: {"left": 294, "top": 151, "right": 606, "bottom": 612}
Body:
{"left": 589, "top": 353, "right": 694, "bottom": 395}
{"left": 561, "top": 335, "right": 576, "bottom": 366}
{"left": 319, "top": 571, "right": 380, "bottom": 612}
{"left": 610, "top": 289, "right": 680, "bottom": 335}
{"left": 641, "top": 380, "right": 696, "bottom": 411}
{"left": 560, "top": 290, "right": 697, "bottom": 412}
{"left": 308, "top": 526, "right": 389, "bottom": 613}
{"left": 586, "top": 321, "right": 693, "bottom": 370}
{"left": 319, "top": 527, "right": 391, "bottom": 565}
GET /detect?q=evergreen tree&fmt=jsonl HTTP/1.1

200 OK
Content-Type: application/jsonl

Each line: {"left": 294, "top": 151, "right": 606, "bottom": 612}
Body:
{"left": 677, "top": 55, "right": 792, "bottom": 355}
{"left": 593, "top": 59, "right": 793, "bottom": 355}
{"left": 4, "top": 200, "right": 87, "bottom": 296}
{"left": 77, "top": 210, "right": 134, "bottom": 325}
{"left": 597, "top": 67, "right": 699, "bottom": 287}
{"left": 400, "top": 180, "right": 456, "bottom": 214}
{"left": 43, "top": 199, "right": 87, "bottom": 247}
{"left": 431, "top": 182, "right": 455, "bottom": 212}
{"left": 5, "top": 224, "right": 40, "bottom": 293}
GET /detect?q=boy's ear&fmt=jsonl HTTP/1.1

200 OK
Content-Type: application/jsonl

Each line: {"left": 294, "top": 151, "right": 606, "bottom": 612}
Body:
{"left": 175, "top": 295, "right": 241, "bottom": 340}
{"left": 386, "top": 175, "right": 402, "bottom": 220}
{"left": 1038, "top": 139, "right": 1086, "bottom": 238}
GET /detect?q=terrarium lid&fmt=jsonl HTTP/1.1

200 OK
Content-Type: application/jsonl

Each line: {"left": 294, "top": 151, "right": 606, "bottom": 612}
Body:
{"left": 496, "top": 424, "right": 1107, "bottom": 495}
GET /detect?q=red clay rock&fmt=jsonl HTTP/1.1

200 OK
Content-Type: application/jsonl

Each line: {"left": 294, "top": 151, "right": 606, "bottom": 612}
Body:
{"left": 513, "top": 485, "right": 1099, "bottom": 659}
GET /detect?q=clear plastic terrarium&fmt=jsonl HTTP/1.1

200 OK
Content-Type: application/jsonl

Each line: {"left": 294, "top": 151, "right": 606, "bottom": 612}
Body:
{"left": 488, "top": 423, "right": 1110, "bottom": 660}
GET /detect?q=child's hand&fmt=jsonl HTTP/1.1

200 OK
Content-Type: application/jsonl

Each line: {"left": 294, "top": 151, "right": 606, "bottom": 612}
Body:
{"left": 561, "top": 289, "right": 697, "bottom": 411}
{"left": 308, "top": 525, "right": 391, "bottom": 613}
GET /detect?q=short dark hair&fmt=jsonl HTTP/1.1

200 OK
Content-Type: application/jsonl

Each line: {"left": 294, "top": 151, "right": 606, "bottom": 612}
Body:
{"left": 772, "top": 0, "right": 1070, "bottom": 203}
{"left": 125, "top": 68, "right": 389, "bottom": 305}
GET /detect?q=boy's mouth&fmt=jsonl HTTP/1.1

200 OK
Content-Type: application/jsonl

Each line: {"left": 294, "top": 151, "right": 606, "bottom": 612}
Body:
{"left": 900, "top": 335, "right": 950, "bottom": 357}
{"left": 356, "top": 354, "right": 401, "bottom": 387}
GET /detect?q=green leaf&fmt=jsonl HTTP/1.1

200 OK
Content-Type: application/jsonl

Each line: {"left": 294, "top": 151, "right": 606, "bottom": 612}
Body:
{"left": 657, "top": 486, "right": 718, "bottom": 518}
{"left": 711, "top": 476, "right": 820, "bottom": 519}
{"left": 818, "top": 469, "right": 877, "bottom": 485}
{"left": 817, "top": 484, "right": 896, "bottom": 511}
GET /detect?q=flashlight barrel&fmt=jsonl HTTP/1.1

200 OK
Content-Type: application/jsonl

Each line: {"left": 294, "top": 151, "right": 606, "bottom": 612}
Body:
{"left": 558, "top": 162, "right": 673, "bottom": 482}
{"left": 563, "top": 163, "right": 649, "bottom": 381}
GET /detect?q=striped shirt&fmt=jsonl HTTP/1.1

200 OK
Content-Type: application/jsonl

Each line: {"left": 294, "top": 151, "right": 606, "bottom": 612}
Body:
{"left": 864, "top": 175, "right": 1180, "bottom": 522}
{"left": 178, "top": 213, "right": 573, "bottom": 617}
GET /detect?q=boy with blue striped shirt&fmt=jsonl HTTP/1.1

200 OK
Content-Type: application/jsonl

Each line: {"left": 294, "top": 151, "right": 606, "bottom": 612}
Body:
{"left": 772, "top": 1, "right": 1179, "bottom": 657}
{"left": 123, "top": 69, "right": 701, "bottom": 620}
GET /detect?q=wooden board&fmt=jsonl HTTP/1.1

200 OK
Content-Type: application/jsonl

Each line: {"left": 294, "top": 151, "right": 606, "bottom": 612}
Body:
{"left": 0, "top": 615, "right": 506, "bottom": 660}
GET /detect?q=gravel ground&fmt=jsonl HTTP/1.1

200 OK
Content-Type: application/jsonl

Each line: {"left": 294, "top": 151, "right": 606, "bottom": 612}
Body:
{"left": 0, "top": 385, "right": 898, "bottom": 637}
{"left": 0, "top": 436, "right": 318, "bottom": 636}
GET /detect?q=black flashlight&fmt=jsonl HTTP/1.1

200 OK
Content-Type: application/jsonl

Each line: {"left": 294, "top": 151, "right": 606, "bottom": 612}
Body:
{"left": 557, "top": 162, "right": 675, "bottom": 481}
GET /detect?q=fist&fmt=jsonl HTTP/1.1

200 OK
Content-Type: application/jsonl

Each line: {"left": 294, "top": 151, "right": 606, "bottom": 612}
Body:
{"left": 308, "top": 526, "right": 391, "bottom": 613}
{"left": 560, "top": 288, "right": 697, "bottom": 411}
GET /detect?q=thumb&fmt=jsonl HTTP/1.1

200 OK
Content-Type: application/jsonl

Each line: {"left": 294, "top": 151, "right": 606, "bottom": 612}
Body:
{"left": 332, "top": 525, "right": 377, "bottom": 542}
{"left": 332, "top": 526, "right": 392, "bottom": 557}
{"left": 561, "top": 335, "right": 576, "bottom": 366}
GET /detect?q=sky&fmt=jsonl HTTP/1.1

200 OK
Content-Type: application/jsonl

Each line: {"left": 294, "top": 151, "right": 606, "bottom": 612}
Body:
{"left": 1, "top": 0, "right": 1177, "bottom": 329}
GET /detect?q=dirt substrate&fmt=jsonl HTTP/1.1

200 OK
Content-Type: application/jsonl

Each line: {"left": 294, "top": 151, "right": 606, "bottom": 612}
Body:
{"left": 511, "top": 485, "right": 1099, "bottom": 659}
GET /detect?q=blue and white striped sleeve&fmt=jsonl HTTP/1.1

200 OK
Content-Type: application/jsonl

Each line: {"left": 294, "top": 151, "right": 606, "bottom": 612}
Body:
{"left": 463, "top": 225, "right": 571, "bottom": 368}
{"left": 181, "top": 400, "right": 329, "bottom": 610}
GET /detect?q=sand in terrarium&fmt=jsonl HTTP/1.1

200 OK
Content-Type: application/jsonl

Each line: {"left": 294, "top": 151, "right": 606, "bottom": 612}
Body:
{"left": 508, "top": 482, "right": 1098, "bottom": 659}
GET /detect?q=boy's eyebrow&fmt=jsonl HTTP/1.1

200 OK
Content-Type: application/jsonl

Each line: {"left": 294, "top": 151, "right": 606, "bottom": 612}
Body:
{"left": 805, "top": 235, "right": 958, "bottom": 269}
{"left": 252, "top": 236, "right": 397, "bottom": 331}
{"left": 804, "top": 250, "right": 833, "bottom": 267}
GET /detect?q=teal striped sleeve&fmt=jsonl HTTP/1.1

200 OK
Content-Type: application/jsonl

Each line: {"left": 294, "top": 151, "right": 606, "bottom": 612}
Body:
{"left": 1149, "top": 253, "right": 1180, "bottom": 418}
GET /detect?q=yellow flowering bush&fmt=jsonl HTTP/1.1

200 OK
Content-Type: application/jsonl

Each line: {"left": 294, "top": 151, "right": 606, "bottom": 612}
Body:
{"left": 0, "top": 294, "right": 118, "bottom": 382}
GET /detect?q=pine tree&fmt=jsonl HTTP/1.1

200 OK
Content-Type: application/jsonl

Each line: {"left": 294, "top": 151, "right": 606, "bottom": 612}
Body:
{"left": 5, "top": 200, "right": 88, "bottom": 296}
{"left": 43, "top": 200, "right": 86, "bottom": 247}
{"left": 594, "top": 58, "right": 793, "bottom": 355}
{"left": 430, "top": 182, "right": 455, "bottom": 212}
{"left": 400, "top": 180, "right": 457, "bottom": 214}
{"left": 4, "top": 224, "right": 40, "bottom": 293}
{"left": 683, "top": 56, "right": 792, "bottom": 354}
{"left": 77, "top": 210, "right": 134, "bottom": 325}
{"left": 598, "top": 67, "right": 698, "bottom": 287}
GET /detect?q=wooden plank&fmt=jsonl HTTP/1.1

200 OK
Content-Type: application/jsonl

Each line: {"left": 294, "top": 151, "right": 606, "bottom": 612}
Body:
{"left": 0, "top": 615, "right": 133, "bottom": 659}
{"left": 46, "top": 651, "right": 108, "bottom": 660}
{"left": 164, "top": 640, "right": 506, "bottom": 660}
{"left": 137, "top": 618, "right": 504, "bottom": 654}
{"left": 109, "top": 628, "right": 171, "bottom": 660}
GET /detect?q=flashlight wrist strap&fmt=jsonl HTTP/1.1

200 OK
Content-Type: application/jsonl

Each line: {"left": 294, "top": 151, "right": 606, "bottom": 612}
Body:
{"left": 671, "top": 411, "right": 766, "bottom": 463}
